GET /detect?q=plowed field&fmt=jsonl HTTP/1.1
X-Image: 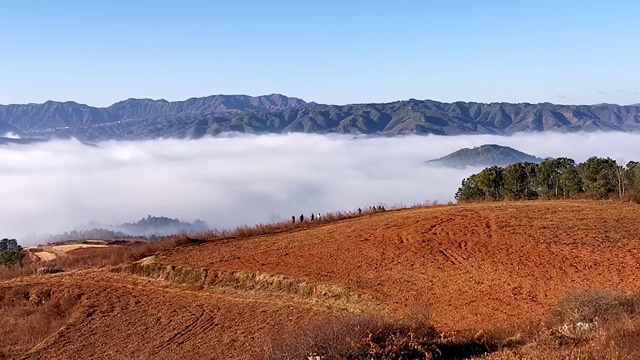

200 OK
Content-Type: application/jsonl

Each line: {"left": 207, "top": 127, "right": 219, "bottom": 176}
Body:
{"left": 158, "top": 201, "right": 640, "bottom": 330}
{"left": 3, "top": 201, "right": 640, "bottom": 359}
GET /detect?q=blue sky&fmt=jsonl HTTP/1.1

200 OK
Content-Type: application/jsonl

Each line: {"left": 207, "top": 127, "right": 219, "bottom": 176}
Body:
{"left": 1, "top": 0, "right": 639, "bottom": 106}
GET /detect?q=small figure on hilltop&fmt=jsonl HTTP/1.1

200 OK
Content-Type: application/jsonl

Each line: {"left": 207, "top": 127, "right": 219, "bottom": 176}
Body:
{"left": 317, "top": 213, "right": 321, "bottom": 221}
{"left": 300, "top": 214, "right": 304, "bottom": 222}
{"left": 311, "top": 213, "right": 315, "bottom": 221}
{"left": 291, "top": 215, "right": 296, "bottom": 224}
{"left": 358, "top": 207, "right": 362, "bottom": 215}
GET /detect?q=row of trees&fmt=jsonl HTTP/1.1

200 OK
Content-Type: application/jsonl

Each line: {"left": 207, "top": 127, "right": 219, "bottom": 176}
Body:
{"left": 455, "top": 157, "right": 640, "bottom": 202}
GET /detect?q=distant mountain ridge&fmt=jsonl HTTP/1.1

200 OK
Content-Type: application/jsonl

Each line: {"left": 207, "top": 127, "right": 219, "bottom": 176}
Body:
{"left": 2, "top": 94, "right": 640, "bottom": 141}
{"left": 426, "top": 144, "right": 544, "bottom": 168}
{"left": 0, "top": 94, "right": 307, "bottom": 132}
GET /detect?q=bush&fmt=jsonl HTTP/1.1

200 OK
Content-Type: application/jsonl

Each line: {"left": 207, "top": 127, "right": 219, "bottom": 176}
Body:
{"left": 554, "top": 290, "right": 640, "bottom": 325}
{"left": 263, "top": 312, "right": 509, "bottom": 360}
{"left": 0, "top": 250, "right": 24, "bottom": 266}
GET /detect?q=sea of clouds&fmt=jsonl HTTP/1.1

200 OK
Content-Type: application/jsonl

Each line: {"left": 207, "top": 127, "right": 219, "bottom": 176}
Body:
{"left": 2, "top": 132, "right": 640, "bottom": 244}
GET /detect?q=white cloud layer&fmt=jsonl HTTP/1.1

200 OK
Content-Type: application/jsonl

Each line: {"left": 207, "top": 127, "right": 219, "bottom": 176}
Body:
{"left": 2, "top": 132, "right": 640, "bottom": 245}
{"left": 3, "top": 132, "right": 21, "bottom": 139}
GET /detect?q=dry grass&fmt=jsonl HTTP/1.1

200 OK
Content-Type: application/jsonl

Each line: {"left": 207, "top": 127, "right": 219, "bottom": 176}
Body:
{"left": 486, "top": 290, "right": 640, "bottom": 360}
{"left": 553, "top": 290, "right": 640, "bottom": 327}
{"left": 0, "top": 236, "right": 193, "bottom": 281}
{"left": 0, "top": 285, "right": 83, "bottom": 358}
{"left": 32, "top": 251, "right": 57, "bottom": 262}
{"left": 122, "top": 261, "right": 374, "bottom": 311}
{"left": 261, "top": 311, "right": 520, "bottom": 360}
{"left": 261, "top": 290, "right": 640, "bottom": 360}
{"left": 49, "top": 243, "right": 109, "bottom": 252}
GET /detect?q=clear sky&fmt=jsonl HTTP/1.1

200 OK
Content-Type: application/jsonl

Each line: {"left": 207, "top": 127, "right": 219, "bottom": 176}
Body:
{"left": 1, "top": 0, "right": 639, "bottom": 106}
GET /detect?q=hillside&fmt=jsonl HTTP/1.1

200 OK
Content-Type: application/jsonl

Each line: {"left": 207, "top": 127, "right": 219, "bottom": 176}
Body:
{"left": 4, "top": 201, "right": 640, "bottom": 358}
{"left": 3, "top": 96, "right": 640, "bottom": 141}
{"left": 0, "top": 121, "right": 24, "bottom": 137}
{"left": 426, "top": 144, "right": 544, "bottom": 168}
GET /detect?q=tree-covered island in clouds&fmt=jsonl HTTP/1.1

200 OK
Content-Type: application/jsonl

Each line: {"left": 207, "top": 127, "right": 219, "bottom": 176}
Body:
{"left": 46, "top": 216, "right": 210, "bottom": 242}
{"left": 118, "top": 216, "right": 209, "bottom": 237}
{"left": 426, "top": 144, "right": 545, "bottom": 169}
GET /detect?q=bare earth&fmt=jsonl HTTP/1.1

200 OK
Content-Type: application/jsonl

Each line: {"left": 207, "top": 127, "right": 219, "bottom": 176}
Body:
{"left": 3, "top": 201, "right": 640, "bottom": 359}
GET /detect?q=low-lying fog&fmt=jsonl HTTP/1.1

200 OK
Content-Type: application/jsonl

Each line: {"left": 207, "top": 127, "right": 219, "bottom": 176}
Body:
{"left": 2, "top": 132, "right": 640, "bottom": 245}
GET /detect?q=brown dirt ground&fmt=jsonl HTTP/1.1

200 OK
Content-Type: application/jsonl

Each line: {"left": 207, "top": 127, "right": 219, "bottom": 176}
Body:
{"left": 157, "top": 200, "right": 640, "bottom": 331}
{"left": 3, "top": 200, "right": 640, "bottom": 359}
{"left": 0, "top": 270, "right": 333, "bottom": 360}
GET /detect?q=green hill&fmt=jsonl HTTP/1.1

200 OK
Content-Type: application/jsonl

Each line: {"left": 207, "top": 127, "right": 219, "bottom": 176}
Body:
{"left": 426, "top": 144, "right": 544, "bottom": 169}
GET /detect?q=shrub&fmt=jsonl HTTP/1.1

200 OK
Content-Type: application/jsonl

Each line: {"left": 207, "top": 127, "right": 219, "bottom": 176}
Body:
{"left": 263, "top": 312, "right": 508, "bottom": 360}
{"left": 554, "top": 290, "right": 640, "bottom": 325}
{"left": 0, "top": 250, "right": 24, "bottom": 266}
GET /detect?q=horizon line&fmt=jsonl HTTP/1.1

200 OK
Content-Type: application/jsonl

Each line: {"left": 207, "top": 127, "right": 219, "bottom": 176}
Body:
{"left": 1, "top": 93, "right": 639, "bottom": 109}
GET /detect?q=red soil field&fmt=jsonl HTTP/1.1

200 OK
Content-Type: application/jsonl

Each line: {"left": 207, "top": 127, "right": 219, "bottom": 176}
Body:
{"left": 3, "top": 200, "right": 640, "bottom": 359}
{"left": 157, "top": 201, "right": 640, "bottom": 331}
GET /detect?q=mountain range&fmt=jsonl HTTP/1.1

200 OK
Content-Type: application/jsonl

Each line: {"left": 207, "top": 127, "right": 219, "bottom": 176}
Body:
{"left": 2, "top": 94, "right": 640, "bottom": 141}
{"left": 426, "top": 144, "right": 544, "bottom": 169}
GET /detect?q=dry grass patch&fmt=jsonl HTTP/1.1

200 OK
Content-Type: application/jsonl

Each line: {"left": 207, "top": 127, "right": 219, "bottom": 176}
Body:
{"left": 554, "top": 290, "right": 640, "bottom": 325}
{"left": 486, "top": 290, "right": 640, "bottom": 360}
{"left": 121, "top": 261, "right": 374, "bottom": 311}
{"left": 0, "top": 285, "right": 83, "bottom": 358}
{"left": 51, "top": 244, "right": 109, "bottom": 252}
{"left": 0, "top": 236, "right": 193, "bottom": 281}
{"left": 261, "top": 311, "right": 519, "bottom": 360}
{"left": 32, "top": 251, "right": 57, "bottom": 262}
{"left": 262, "top": 290, "right": 640, "bottom": 359}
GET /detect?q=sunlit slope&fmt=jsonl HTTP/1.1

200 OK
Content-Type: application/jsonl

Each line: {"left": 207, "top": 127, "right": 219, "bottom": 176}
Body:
{"left": 1, "top": 270, "right": 332, "bottom": 360}
{"left": 5, "top": 201, "right": 640, "bottom": 359}
{"left": 157, "top": 201, "right": 640, "bottom": 330}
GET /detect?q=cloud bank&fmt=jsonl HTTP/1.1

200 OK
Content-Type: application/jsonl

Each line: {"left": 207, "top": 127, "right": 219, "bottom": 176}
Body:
{"left": 2, "top": 132, "right": 640, "bottom": 245}
{"left": 2, "top": 132, "right": 21, "bottom": 139}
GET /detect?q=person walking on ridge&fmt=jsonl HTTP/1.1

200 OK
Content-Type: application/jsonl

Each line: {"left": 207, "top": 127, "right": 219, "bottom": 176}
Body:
{"left": 300, "top": 214, "right": 304, "bottom": 223}
{"left": 311, "top": 213, "right": 315, "bottom": 221}
{"left": 358, "top": 207, "right": 362, "bottom": 215}
{"left": 291, "top": 215, "right": 296, "bottom": 224}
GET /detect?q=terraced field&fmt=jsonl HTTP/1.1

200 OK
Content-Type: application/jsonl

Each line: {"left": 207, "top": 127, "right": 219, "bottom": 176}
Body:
{"left": 3, "top": 201, "right": 640, "bottom": 359}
